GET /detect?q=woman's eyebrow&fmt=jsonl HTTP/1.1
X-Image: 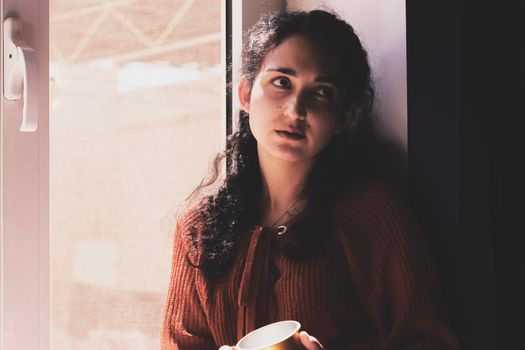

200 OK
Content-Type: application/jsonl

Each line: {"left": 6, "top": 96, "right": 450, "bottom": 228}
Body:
{"left": 265, "top": 67, "right": 341, "bottom": 86}
{"left": 265, "top": 67, "right": 296, "bottom": 75}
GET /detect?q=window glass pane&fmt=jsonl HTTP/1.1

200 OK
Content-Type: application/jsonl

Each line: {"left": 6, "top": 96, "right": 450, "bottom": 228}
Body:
{"left": 49, "top": 1, "right": 225, "bottom": 348}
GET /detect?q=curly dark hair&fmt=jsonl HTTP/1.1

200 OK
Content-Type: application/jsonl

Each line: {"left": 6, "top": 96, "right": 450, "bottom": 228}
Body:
{"left": 185, "top": 9, "right": 374, "bottom": 279}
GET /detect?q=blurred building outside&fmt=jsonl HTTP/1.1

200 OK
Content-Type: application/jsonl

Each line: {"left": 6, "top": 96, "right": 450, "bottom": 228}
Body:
{"left": 49, "top": 1, "right": 224, "bottom": 349}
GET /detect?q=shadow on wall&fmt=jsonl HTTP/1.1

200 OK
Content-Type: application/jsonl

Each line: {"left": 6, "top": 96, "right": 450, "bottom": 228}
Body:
{"left": 350, "top": 113, "right": 408, "bottom": 191}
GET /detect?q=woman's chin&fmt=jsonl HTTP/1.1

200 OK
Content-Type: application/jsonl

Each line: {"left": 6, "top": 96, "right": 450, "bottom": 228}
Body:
{"left": 268, "top": 147, "right": 315, "bottom": 164}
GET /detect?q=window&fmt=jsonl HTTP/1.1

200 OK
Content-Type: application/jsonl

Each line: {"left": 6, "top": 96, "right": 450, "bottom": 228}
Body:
{"left": 1, "top": 0, "right": 240, "bottom": 349}
{"left": 49, "top": 0, "right": 226, "bottom": 348}
{"left": 2, "top": 1, "right": 285, "bottom": 349}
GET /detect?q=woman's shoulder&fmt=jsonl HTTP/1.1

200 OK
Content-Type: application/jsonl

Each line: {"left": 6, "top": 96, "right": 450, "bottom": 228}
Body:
{"left": 333, "top": 178, "right": 407, "bottom": 216}
{"left": 171, "top": 197, "right": 210, "bottom": 251}
{"left": 330, "top": 178, "right": 420, "bottom": 259}
{"left": 168, "top": 198, "right": 211, "bottom": 266}
{"left": 175, "top": 197, "right": 209, "bottom": 231}
{"left": 330, "top": 178, "right": 414, "bottom": 237}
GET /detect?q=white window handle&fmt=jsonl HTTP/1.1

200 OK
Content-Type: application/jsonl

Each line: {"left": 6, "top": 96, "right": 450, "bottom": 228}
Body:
{"left": 3, "top": 17, "right": 39, "bottom": 132}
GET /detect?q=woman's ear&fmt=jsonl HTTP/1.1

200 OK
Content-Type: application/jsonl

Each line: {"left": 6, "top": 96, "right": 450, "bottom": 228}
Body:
{"left": 336, "top": 110, "right": 353, "bottom": 134}
{"left": 238, "top": 76, "right": 252, "bottom": 113}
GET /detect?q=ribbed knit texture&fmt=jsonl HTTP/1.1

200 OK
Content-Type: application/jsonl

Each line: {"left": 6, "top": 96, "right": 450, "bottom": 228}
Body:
{"left": 160, "top": 181, "right": 461, "bottom": 350}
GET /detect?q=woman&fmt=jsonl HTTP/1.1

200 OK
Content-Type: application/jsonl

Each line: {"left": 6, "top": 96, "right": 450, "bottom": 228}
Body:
{"left": 161, "top": 10, "right": 460, "bottom": 350}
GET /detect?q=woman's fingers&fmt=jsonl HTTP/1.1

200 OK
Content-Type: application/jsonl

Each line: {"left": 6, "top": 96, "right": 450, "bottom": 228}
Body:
{"left": 299, "top": 331, "right": 324, "bottom": 350}
{"left": 218, "top": 346, "right": 235, "bottom": 350}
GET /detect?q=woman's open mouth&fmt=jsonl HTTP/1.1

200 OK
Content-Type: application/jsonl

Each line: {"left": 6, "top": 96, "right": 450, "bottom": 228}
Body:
{"left": 276, "top": 130, "right": 305, "bottom": 140}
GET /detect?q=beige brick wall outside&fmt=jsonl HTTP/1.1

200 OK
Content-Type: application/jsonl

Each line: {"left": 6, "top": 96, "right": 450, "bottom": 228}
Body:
{"left": 49, "top": 1, "right": 224, "bottom": 348}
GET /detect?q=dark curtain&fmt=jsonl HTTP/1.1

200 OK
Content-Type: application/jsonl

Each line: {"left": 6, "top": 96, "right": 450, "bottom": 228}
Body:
{"left": 407, "top": 1, "right": 524, "bottom": 349}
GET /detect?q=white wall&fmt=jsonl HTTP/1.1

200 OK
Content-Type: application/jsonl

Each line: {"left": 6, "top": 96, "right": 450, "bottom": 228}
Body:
{"left": 287, "top": 0, "right": 408, "bottom": 178}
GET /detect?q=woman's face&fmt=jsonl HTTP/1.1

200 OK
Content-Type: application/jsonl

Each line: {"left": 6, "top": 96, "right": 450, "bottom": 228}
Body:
{"left": 239, "top": 34, "right": 351, "bottom": 164}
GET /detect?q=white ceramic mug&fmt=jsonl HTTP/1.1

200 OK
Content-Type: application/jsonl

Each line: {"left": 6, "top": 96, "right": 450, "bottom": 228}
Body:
{"left": 236, "top": 320, "right": 304, "bottom": 350}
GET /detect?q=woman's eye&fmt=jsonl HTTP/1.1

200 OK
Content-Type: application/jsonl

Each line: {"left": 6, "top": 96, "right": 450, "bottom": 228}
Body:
{"left": 271, "top": 77, "right": 290, "bottom": 88}
{"left": 316, "top": 87, "right": 334, "bottom": 98}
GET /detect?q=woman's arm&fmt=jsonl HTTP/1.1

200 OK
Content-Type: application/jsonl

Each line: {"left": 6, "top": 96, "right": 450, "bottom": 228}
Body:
{"left": 336, "top": 183, "right": 461, "bottom": 350}
{"left": 160, "top": 218, "right": 216, "bottom": 350}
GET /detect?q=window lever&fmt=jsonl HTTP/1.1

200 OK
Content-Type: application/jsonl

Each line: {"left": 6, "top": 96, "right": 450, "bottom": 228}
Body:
{"left": 3, "top": 17, "right": 39, "bottom": 132}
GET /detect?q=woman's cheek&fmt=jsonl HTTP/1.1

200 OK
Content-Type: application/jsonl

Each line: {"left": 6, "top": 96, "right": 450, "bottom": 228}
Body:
{"left": 262, "top": 85, "right": 289, "bottom": 101}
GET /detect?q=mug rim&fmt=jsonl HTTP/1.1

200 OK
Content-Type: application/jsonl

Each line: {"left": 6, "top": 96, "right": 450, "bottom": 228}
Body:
{"left": 236, "top": 320, "right": 301, "bottom": 350}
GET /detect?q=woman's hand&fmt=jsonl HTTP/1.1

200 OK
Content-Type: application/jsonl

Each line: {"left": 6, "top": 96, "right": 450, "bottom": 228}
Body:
{"left": 218, "top": 346, "right": 235, "bottom": 350}
{"left": 299, "top": 331, "right": 325, "bottom": 350}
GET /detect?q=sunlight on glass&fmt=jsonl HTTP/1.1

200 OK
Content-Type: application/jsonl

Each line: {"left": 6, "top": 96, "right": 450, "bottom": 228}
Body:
{"left": 49, "top": 1, "right": 224, "bottom": 348}
{"left": 116, "top": 62, "right": 222, "bottom": 92}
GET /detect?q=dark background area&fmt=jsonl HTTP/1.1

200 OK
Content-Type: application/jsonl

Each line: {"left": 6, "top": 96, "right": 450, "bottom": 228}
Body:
{"left": 407, "top": 0, "right": 524, "bottom": 349}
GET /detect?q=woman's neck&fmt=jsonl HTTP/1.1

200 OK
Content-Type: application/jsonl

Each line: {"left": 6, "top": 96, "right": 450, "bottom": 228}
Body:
{"left": 257, "top": 146, "right": 314, "bottom": 225}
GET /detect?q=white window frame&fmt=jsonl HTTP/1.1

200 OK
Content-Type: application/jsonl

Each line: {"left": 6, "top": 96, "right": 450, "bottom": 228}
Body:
{"left": 231, "top": 0, "right": 284, "bottom": 132}
{"left": 1, "top": 0, "right": 49, "bottom": 349}
{"left": 0, "top": 0, "right": 283, "bottom": 349}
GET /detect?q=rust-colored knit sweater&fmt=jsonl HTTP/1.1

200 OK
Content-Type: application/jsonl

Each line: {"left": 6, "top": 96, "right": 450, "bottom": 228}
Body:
{"left": 161, "top": 181, "right": 461, "bottom": 349}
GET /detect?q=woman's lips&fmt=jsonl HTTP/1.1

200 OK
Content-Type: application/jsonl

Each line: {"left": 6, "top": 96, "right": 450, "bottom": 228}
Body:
{"left": 276, "top": 130, "right": 305, "bottom": 140}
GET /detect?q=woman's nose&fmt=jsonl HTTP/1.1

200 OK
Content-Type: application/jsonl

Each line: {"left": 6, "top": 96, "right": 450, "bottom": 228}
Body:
{"left": 284, "top": 95, "right": 306, "bottom": 121}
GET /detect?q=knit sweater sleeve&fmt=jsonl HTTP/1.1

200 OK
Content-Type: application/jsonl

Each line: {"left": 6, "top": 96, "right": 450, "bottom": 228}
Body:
{"left": 334, "top": 182, "right": 461, "bottom": 350}
{"left": 160, "top": 212, "right": 216, "bottom": 350}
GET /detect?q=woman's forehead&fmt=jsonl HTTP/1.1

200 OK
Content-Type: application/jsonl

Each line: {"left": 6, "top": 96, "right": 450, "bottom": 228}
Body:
{"left": 259, "top": 34, "right": 341, "bottom": 78}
